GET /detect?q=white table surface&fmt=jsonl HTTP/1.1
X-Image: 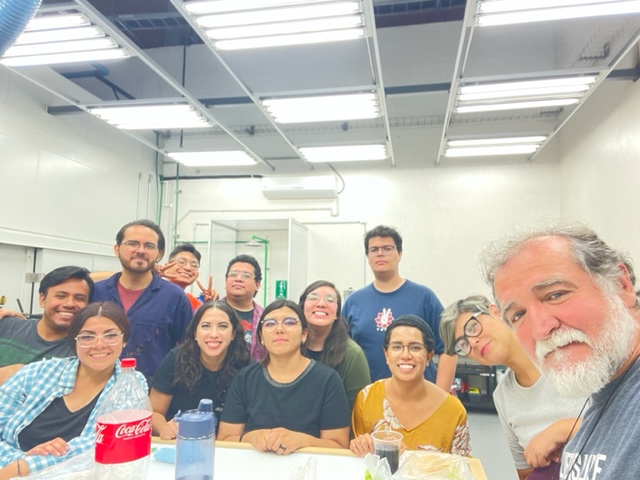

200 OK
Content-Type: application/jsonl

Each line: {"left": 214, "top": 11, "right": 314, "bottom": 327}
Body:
{"left": 149, "top": 442, "right": 366, "bottom": 480}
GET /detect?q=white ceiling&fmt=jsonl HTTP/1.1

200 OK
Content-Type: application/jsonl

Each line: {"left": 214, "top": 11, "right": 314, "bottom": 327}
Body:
{"left": 9, "top": 1, "right": 640, "bottom": 176}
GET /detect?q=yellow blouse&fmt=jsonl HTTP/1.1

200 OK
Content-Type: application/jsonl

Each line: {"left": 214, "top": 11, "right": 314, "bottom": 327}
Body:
{"left": 352, "top": 380, "right": 471, "bottom": 456}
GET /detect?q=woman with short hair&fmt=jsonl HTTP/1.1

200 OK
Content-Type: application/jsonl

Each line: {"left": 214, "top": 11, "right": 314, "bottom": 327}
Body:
{"left": 351, "top": 314, "right": 470, "bottom": 457}
{"left": 218, "top": 299, "right": 350, "bottom": 454}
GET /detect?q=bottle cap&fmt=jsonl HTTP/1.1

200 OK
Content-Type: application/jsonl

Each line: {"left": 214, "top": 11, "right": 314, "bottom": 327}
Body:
{"left": 198, "top": 399, "right": 213, "bottom": 413}
{"left": 120, "top": 358, "right": 136, "bottom": 368}
{"left": 178, "top": 412, "right": 214, "bottom": 439}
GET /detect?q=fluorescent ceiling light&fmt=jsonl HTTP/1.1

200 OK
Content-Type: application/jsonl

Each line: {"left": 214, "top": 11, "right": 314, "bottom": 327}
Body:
{"left": 26, "top": 13, "right": 90, "bottom": 31}
{"left": 458, "top": 84, "right": 591, "bottom": 102}
{"left": 477, "top": 0, "right": 640, "bottom": 26}
{"left": 456, "top": 98, "right": 580, "bottom": 113}
{"left": 444, "top": 145, "right": 541, "bottom": 157}
{"left": 207, "top": 16, "right": 362, "bottom": 40}
{"left": 185, "top": 0, "right": 329, "bottom": 15}
{"left": 88, "top": 104, "right": 212, "bottom": 130}
{"left": 4, "top": 38, "right": 117, "bottom": 57}
{"left": 448, "top": 136, "right": 547, "bottom": 147}
{"left": 300, "top": 144, "right": 388, "bottom": 162}
{"left": 2, "top": 12, "right": 129, "bottom": 67}
{"left": 185, "top": 0, "right": 364, "bottom": 49}
{"left": 263, "top": 93, "right": 379, "bottom": 123}
{"left": 215, "top": 29, "right": 363, "bottom": 50}
{"left": 459, "top": 77, "right": 596, "bottom": 94}
{"left": 15, "top": 26, "right": 104, "bottom": 45}
{"left": 0, "top": 49, "right": 127, "bottom": 67}
{"left": 168, "top": 151, "right": 257, "bottom": 167}
{"left": 196, "top": 3, "right": 360, "bottom": 27}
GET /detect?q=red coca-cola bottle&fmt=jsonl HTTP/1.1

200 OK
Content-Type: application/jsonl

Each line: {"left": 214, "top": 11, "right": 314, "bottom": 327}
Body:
{"left": 95, "top": 358, "right": 152, "bottom": 480}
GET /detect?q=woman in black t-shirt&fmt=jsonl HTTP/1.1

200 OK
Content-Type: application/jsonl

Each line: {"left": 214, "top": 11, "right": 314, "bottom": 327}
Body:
{"left": 150, "top": 301, "right": 250, "bottom": 439}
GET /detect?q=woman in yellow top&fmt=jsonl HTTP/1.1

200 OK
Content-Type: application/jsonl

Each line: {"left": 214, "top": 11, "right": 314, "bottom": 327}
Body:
{"left": 350, "top": 315, "right": 471, "bottom": 457}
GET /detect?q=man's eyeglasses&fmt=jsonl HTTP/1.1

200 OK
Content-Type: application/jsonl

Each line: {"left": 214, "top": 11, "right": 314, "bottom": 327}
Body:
{"left": 227, "top": 271, "right": 254, "bottom": 280}
{"left": 368, "top": 245, "right": 397, "bottom": 255}
{"left": 453, "top": 314, "right": 483, "bottom": 356}
{"left": 75, "top": 332, "right": 124, "bottom": 348}
{"left": 174, "top": 257, "right": 199, "bottom": 269}
{"left": 387, "top": 342, "right": 428, "bottom": 356}
{"left": 261, "top": 317, "right": 300, "bottom": 332}
{"left": 306, "top": 293, "right": 337, "bottom": 304}
{"left": 122, "top": 240, "right": 158, "bottom": 251}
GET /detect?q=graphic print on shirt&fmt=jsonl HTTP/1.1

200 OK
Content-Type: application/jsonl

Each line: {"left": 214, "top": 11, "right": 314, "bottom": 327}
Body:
{"left": 560, "top": 452, "right": 607, "bottom": 479}
{"left": 240, "top": 319, "right": 252, "bottom": 344}
{"left": 374, "top": 308, "right": 394, "bottom": 330}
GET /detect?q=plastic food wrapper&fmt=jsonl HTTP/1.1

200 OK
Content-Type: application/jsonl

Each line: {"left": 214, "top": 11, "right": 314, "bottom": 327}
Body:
{"left": 364, "top": 450, "right": 475, "bottom": 480}
{"left": 288, "top": 456, "right": 317, "bottom": 480}
{"left": 153, "top": 446, "right": 176, "bottom": 464}
{"left": 10, "top": 451, "right": 94, "bottom": 480}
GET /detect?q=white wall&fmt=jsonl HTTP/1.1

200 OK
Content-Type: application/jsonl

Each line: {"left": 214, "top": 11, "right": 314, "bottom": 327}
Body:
{"left": 164, "top": 155, "right": 561, "bottom": 307}
{"left": 0, "top": 65, "right": 158, "bottom": 302}
{"left": 557, "top": 78, "right": 640, "bottom": 263}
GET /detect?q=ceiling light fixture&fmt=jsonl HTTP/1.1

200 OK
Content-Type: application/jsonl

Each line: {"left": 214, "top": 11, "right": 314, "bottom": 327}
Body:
{"left": 477, "top": 0, "right": 640, "bottom": 26}
{"left": 87, "top": 104, "right": 212, "bottom": 130}
{"left": 168, "top": 151, "right": 257, "bottom": 167}
{"left": 263, "top": 93, "right": 379, "bottom": 123}
{"left": 445, "top": 136, "right": 547, "bottom": 157}
{"left": 182, "top": 0, "right": 365, "bottom": 50}
{"left": 300, "top": 144, "right": 388, "bottom": 163}
{"left": 1, "top": 12, "right": 129, "bottom": 66}
{"left": 456, "top": 76, "right": 596, "bottom": 113}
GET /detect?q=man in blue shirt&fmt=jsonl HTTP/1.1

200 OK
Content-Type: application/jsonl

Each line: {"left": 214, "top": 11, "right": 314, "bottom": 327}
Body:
{"left": 92, "top": 219, "right": 192, "bottom": 382}
{"left": 342, "top": 225, "right": 456, "bottom": 391}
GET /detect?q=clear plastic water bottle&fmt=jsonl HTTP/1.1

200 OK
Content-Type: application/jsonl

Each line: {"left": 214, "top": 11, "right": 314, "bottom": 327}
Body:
{"left": 95, "top": 358, "right": 152, "bottom": 480}
{"left": 175, "top": 398, "right": 215, "bottom": 480}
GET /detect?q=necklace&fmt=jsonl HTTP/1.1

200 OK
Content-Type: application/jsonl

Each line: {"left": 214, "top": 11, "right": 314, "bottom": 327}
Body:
{"left": 554, "top": 354, "right": 640, "bottom": 480}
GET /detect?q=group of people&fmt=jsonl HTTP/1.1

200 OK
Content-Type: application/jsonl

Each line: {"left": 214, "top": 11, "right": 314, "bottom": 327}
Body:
{"left": 0, "top": 218, "right": 637, "bottom": 480}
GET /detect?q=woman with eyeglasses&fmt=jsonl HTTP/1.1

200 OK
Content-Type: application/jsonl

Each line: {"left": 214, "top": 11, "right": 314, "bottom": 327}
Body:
{"left": 0, "top": 302, "right": 143, "bottom": 480}
{"left": 439, "top": 295, "right": 586, "bottom": 480}
{"left": 218, "top": 299, "right": 351, "bottom": 454}
{"left": 350, "top": 315, "right": 470, "bottom": 457}
{"left": 150, "top": 301, "right": 251, "bottom": 439}
{"left": 298, "top": 281, "right": 370, "bottom": 410}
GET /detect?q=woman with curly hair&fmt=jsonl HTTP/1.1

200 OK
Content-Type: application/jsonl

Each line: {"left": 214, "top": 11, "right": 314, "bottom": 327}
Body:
{"left": 150, "top": 301, "right": 250, "bottom": 439}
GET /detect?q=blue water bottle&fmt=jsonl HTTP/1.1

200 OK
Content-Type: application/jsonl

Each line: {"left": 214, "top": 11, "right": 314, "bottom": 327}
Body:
{"left": 175, "top": 399, "right": 215, "bottom": 480}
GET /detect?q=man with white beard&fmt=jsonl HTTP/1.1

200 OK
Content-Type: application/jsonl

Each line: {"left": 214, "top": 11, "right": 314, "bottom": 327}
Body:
{"left": 482, "top": 220, "right": 640, "bottom": 480}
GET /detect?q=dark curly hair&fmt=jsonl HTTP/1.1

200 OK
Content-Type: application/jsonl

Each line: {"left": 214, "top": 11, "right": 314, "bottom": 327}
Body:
{"left": 298, "top": 280, "right": 347, "bottom": 369}
{"left": 174, "top": 301, "right": 250, "bottom": 405}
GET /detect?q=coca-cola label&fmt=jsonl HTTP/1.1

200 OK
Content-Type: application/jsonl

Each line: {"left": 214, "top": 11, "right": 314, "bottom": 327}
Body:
{"left": 95, "top": 414, "right": 152, "bottom": 464}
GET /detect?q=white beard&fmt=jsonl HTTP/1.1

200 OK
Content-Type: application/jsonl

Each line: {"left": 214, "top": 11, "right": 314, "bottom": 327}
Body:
{"left": 534, "top": 293, "right": 639, "bottom": 398}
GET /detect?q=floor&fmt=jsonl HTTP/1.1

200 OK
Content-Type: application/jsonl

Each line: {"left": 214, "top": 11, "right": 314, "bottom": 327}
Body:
{"left": 468, "top": 411, "right": 517, "bottom": 480}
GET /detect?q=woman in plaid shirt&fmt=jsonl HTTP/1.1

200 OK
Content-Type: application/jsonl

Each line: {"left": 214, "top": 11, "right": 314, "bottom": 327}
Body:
{"left": 0, "top": 302, "right": 146, "bottom": 479}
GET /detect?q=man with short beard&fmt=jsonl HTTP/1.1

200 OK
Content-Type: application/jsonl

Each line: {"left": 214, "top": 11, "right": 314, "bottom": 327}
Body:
{"left": 482, "top": 220, "right": 640, "bottom": 480}
{"left": 92, "top": 219, "right": 192, "bottom": 382}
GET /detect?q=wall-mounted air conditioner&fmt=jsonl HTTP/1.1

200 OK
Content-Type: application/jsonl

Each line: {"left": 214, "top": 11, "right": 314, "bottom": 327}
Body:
{"left": 261, "top": 175, "right": 338, "bottom": 200}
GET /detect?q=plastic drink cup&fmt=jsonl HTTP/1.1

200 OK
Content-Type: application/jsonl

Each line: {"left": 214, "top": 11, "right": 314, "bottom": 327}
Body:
{"left": 371, "top": 430, "right": 403, "bottom": 474}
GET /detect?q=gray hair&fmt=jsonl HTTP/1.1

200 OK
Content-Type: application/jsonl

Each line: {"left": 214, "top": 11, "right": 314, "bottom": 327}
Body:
{"left": 479, "top": 219, "right": 638, "bottom": 308}
{"left": 440, "top": 295, "right": 494, "bottom": 355}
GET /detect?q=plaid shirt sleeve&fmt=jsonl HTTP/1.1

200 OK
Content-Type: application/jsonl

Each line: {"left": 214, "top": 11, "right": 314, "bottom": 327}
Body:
{"left": 20, "top": 366, "right": 149, "bottom": 474}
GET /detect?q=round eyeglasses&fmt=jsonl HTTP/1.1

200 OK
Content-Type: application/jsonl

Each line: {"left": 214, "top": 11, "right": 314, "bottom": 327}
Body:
{"left": 174, "top": 256, "right": 200, "bottom": 269}
{"left": 453, "top": 313, "right": 483, "bottom": 356}
{"left": 387, "top": 342, "right": 427, "bottom": 356}
{"left": 261, "top": 317, "right": 300, "bottom": 332}
{"left": 306, "top": 293, "right": 337, "bottom": 304}
{"left": 75, "top": 332, "right": 124, "bottom": 348}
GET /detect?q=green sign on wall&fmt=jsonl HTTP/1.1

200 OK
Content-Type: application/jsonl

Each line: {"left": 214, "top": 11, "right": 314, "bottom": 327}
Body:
{"left": 275, "top": 280, "right": 288, "bottom": 299}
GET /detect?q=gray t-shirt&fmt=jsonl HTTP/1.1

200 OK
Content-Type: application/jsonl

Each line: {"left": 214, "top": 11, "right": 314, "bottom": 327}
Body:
{"left": 493, "top": 368, "right": 586, "bottom": 470}
{"left": 0, "top": 317, "right": 74, "bottom": 367}
{"left": 559, "top": 357, "right": 640, "bottom": 480}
